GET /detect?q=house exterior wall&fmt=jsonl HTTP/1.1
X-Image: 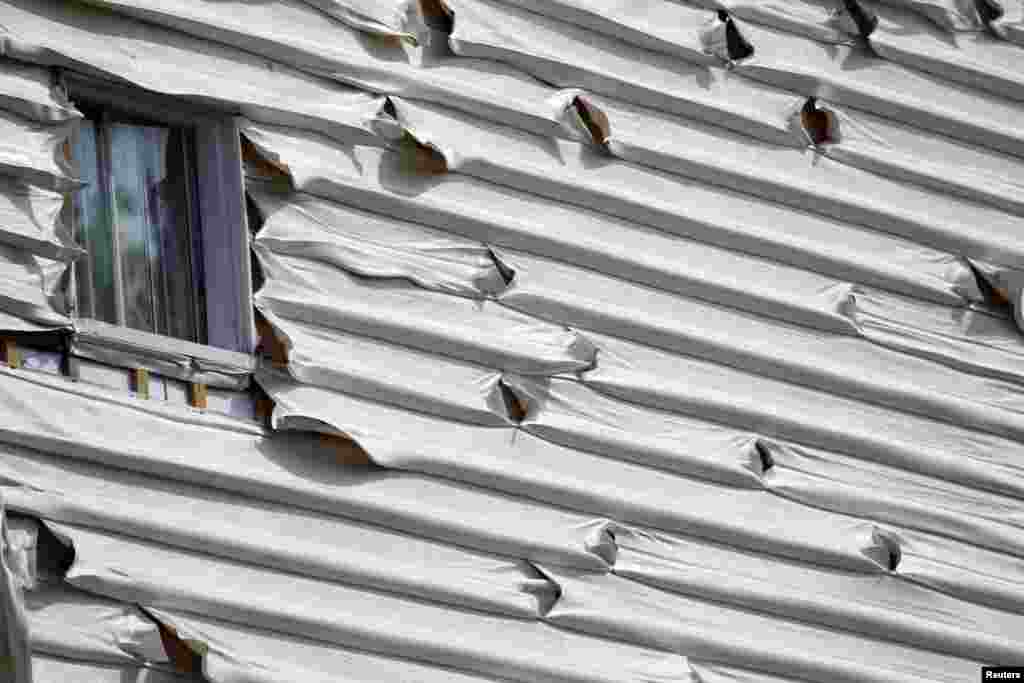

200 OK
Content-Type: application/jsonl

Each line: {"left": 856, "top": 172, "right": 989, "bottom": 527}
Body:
{"left": 1, "top": 0, "right": 1024, "bottom": 681}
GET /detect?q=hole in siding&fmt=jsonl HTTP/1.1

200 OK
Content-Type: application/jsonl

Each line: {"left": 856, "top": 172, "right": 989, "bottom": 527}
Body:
{"left": 700, "top": 11, "right": 754, "bottom": 63}
{"left": 800, "top": 97, "right": 837, "bottom": 146}
{"left": 833, "top": 0, "right": 878, "bottom": 39}
{"left": 966, "top": 260, "right": 1015, "bottom": 313}
{"left": 572, "top": 96, "right": 611, "bottom": 148}
{"left": 155, "top": 621, "right": 205, "bottom": 675}
{"left": 754, "top": 440, "right": 775, "bottom": 475}
{"left": 976, "top": 0, "right": 1004, "bottom": 24}
{"left": 420, "top": 0, "right": 454, "bottom": 34}
{"left": 397, "top": 132, "right": 448, "bottom": 175}
{"left": 488, "top": 248, "right": 516, "bottom": 287}
{"left": 863, "top": 529, "right": 902, "bottom": 571}
{"left": 4, "top": 514, "right": 76, "bottom": 588}
{"left": 254, "top": 313, "right": 289, "bottom": 367}
{"left": 500, "top": 379, "right": 528, "bottom": 423}
{"left": 240, "top": 135, "right": 293, "bottom": 185}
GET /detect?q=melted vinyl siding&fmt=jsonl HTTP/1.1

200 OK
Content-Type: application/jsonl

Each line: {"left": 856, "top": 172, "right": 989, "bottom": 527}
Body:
{"left": 1, "top": 0, "right": 1024, "bottom": 681}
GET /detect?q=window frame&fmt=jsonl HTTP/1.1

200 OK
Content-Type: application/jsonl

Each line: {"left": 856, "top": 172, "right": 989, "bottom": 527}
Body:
{"left": 61, "top": 71, "right": 255, "bottom": 356}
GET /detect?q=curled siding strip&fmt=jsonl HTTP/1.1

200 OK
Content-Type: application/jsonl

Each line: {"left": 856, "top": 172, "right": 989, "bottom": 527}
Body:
{"left": 0, "top": 58, "right": 80, "bottom": 123}
{"left": 297, "top": 0, "right": 420, "bottom": 40}
{"left": 0, "top": 0, "right": 387, "bottom": 146}
{"left": 992, "top": 3, "right": 1024, "bottom": 44}
{"left": 254, "top": 247, "right": 596, "bottom": 375}
{"left": 583, "top": 333, "right": 1024, "bottom": 508}
{"left": 259, "top": 309, "right": 512, "bottom": 426}
{"left": 497, "top": 250, "right": 1024, "bottom": 443}
{"left": 147, "top": 609, "right": 516, "bottom": 683}
{"left": 868, "top": 3, "right": 1024, "bottom": 103}
{"left": 0, "top": 366, "right": 613, "bottom": 570}
{"left": 874, "top": 0, "right": 989, "bottom": 30}
{"left": 483, "top": 0, "right": 721, "bottom": 63}
{"left": 603, "top": 526, "right": 1024, "bottom": 665}
{"left": 0, "top": 500, "right": 31, "bottom": 683}
{"left": 508, "top": 375, "right": 765, "bottom": 488}
{"left": 250, "top": 187, "right": 508, "bottom": 298}
{"left": 272, "top": 376, "right": 906, "bottom": 573}
{"left": 0, "top": 179, "right": 78, "bottom": 262}
{"left": 0, "top": 109, "right": 76, "bottom": 192}
{"left": 849, "top": 288, "right": 1024, "bottom": 380}
{"left": 758, "top": 440, "right": 1024, "bottom": 571}
{"left": 0, "top": 246, "right": 69, "bottom": 328}
{"left": 821, "top": 102, "right": 1024, "bottom": 217}
{"left": 247, "top": 125, "right": 971, "bottom": 343}
{"left": 31, "top": 657, "right": 190, "bottom": 683}
{"left": 57, "top": 0, "right": 601, "bottom": 142}
{"left": 602, "top": 96, "right": 1024, "bottom": 270}
{"left": 20, "top": 582, "right": 169, "bottom": 666}
{"left": 514, "top": 375, "right": 1024, "bottom": 560}
{"left": 444, "top": 0, "right": 802, "bottom": 146}
{"left": 0, "top": 447, "right": 547, "bottom": 619}
{"left": 52, "top": 521, "right": 689, "bottom": 683}
{"left": 734, "top": 21, "right": 1024, "bottom": 158}
{"left": 711, "top": 0, "right": 855, "bottom": 44}
{"left": 535, "top": 565, "right": 982, "bottom": 683}
{"left": 385, "top": 97, "right": 970, "bottom": 306}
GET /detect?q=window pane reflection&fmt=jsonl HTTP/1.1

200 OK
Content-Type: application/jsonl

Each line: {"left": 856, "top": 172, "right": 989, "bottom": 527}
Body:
{"left": 72, "top": 120, "right": 117, "bottom": 324}
{"left": 74, "top": 111, "right": 201, "bottom": 343}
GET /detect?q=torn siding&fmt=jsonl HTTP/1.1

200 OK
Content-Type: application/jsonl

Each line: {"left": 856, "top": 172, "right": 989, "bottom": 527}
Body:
{"left": 0, "top": 0, "right": 1023, "bottom": 680}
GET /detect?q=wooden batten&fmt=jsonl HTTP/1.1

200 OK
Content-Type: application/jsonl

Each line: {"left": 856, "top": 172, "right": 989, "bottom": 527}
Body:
{"left": 189, "top": 382, "right": 208, "bottom": 409}
{"left": 131, "top": 368, "right": 150, "bottom": 399}
{"left": 1, "top": 338, "right": 20, "bottom": 369}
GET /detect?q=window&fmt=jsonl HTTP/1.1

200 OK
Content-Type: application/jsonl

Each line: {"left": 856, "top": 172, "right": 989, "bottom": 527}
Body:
{"left": 73, "top": 102, "right": 206, "bottom": 342}
{"left": 65, "top": 75, "right": 253, "bottom": 354}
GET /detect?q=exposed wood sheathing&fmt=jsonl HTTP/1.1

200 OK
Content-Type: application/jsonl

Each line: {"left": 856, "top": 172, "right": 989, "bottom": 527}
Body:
{"left": 0, "top": 0, "right": 1023, "bottom": 681}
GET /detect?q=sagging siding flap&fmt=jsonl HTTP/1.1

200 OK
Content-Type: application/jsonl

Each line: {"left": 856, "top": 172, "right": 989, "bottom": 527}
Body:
{"left": 251, "top": 110, "right": 976, "bottom": 309}
{"left": 254, "top": 246, "right": 595, "bottom": 375}
{"left": 534, "top": 564, "right": 984, "bottom": 683}
{"left": 601, "top": 93, "right": 1024, "bottom": 271}
{"left": 0, "top": 58, "right": 80, "bottom": 124}
{"left": 51, "top": 520, "right": 686, "bottom": 683}
{"left": 582, "top": 332, "right": 1024, "bottom": 506}
{"left": 60, "top": 0, "right": 608, "bottom": 142}
{"left": 608, "top": 524, "right": 1024, "bottom": 657}
{"left": 0, "top": 497, "right": 31, "bottom": 683}
{"left": 508, "top": 374, "right": 764, "bottom": 489}
{"left": 250, "top": 184, "right": 509, "bottom": 298}
{"left": 0, "top": 364, "right": 615, "bottom": 571}
{"left": 0, "top": 109, "right": 77, "bottom": 192}
{"left": 819, "top": 100, "right": 1024, "bottom": 217}
{"left": 511, "top": 374, "right": 1024, "bottom": 581}
{"left": 0, "top": 444, "right": 549, "bottom": 619}
{"left": 148, "top": 608, "right": 515, "bottom": 683}
{"left": 866, "top": 1, "right": 1024, "bottom": 103}
{"left": 0, "top": 179, "right": 77, "bottom": 262}
{"left": 0, "top": 0, "right": 388, "bottom": 146}
{"left": 0, "top": 245, "right": 70, "bottom": 328}
{"left": 733, "top": 20, "right": 1024, "bottom": 158}
{"left": 444, "top": 0, "right": 801, "bottom": 146}
{"left": 495, "top": 249, "right": 1024, "bottom": 443}
{"left": 257, "top": 309, "right": 513, "bottom": 427}
{"left": 259, "top": 370, "right": 906, "bottom": 573}
{"left": 386, "top": 96, "right": 975, "bottom": 308}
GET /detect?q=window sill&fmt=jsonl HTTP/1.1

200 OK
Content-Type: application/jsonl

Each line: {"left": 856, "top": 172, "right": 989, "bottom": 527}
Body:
{"left": 71, "top": 318, "right": 255, "bottom": 390}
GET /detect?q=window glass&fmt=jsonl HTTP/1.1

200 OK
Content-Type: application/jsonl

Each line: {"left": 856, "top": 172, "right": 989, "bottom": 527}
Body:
{"left": 73, "top": 120, "right": 117, "bottom": 324}
{"left": 73, "top": 110, "right": 204, "bottom": 343}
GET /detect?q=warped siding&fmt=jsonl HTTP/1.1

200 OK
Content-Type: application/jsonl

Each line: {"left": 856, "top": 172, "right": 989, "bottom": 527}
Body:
{"left": 1, "top": 0, "right": 1024, "bottom": 682}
